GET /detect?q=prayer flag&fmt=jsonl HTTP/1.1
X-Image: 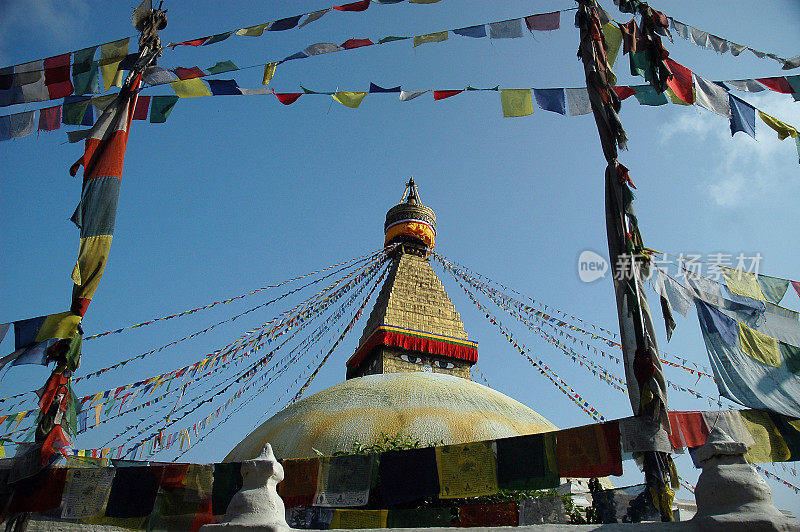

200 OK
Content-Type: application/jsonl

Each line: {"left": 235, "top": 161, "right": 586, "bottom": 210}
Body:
{"left": 786, "top": 75, "right": 800, "bottom": 100}
{"left": 387, "top": 508, "right": 451, "bottom": 528}
{"left": 0, "top": 312, "right": 81, "bottom": 370}
{"left": 436, "top": 441, "right": 498, "bottom": 499}
{"left": 768, "top": 412, "right": 800, "bottom": 459}
{"left": 314, "top": 454, "right": 373, "bottom": 507}
{"left": 334, "top": 0, "right": 370, "bottom": 12}
{"left": 666, "top": 87, "right": 692, "bottom": 106}
{"left": 72, "top": 47, "right": 100, "bottom": 95}
{"left": 525, "top": 11, "right": 560, "bottom": 32}
{"left": 99, "top": 39, "right": 130, "bottom": 92}
{"left": 500, "top": 89, "right": 533, "bottom": 117}
{"left": 8, "top": 469, "right": 68, "bottom": 513}
{"left": 694, "top": 74, "right": 731, "bottom": 117}
{"left": 273, "top": 92, "right": 302, "bottom": 105}
{"left": 261, "top": 62, "right": 276, "bottom": 86}
{"left": 379, "top": 447, "right": 438, "bottom": 505}
{"left": 132, "top": 96, "right": 150, "bottom": 120}
{"left": 664, "top": 58, "right": 694, "bottom": 104}
{"left": 207, "top": 61, "right": 238, "bottom": 75}
{"left": 758, "top": 274, "right": 791, "bottom": 305}
{"left": 602, "top": 23, "right": 622, "bottom": 68}
{"left": 759, "top": 110, "right": 797, "bottom": 140}
{"left": 619, "top": 19, "right": 643, "bottom": 54}
{"left": 281, "top": 51, "right": 309, "bottom": 63}
{"left": 174, "top": 37, "right": 210, "bottom": 47}
{"left": 496, "top": 433, "right": 558, "bottom": 490}
{"left": 722, "top": 267, "right": 766, "bottom": 301}
{"left": 212, "top": 463, "right": 243, "bottom": 515}
{"left": 708, "top": 34, "right": 729, "bottom": 54}
{"left": 304, "top": 43, "right": 341, "bottom": 56}
{"left": 330, "top": 510, "right": 387, "bottom": 529}
{"left": 332, "top": 91, "right": 368, "bottom": 108}
{"left": 738, "top": 322, "right": 780, "bottom": 367}
{"left": 104, "top": 467, "right": 159, "bottom": 517}
{"left": 63, "top": 96, "right": 93, "bottom": 125}
{"left": 341, "top": 38, "right": 374, "bottom": 49}
{"left": 278, "top": 458, "right": 319, "bottom": 508}
{"left": 235, "top": 23, "right": 270, "bottom": 37}
{"left": 172, "top": 66, "right": 205, "bottom": 80}
{"left": 399, "top": 90, "right": 428, "bottom": 101}
{"left": 143, "top": 66, "right": 176, "bottom": 86}
{"left": 727, "top": 79, "right": 766, "bottom": 92}
{"left": 150, "top": 95, "right": 179, "bottom": 123}
{"left": 379, "top": 36, "right": 409, "bottom": 44}
{"left": 453, "top": 25, "right": 486, "bottom": 38}
{"left": 533, "top": 88, "right": 566, "bottom": 114}
{"left": 44, "top": 53, "right": 73, "bottom": 99}
{"left": 565, "top": 87, "right": 591, "bottom": 115}
{"left": 757, "top": 77, "right": 795, "bottom": 94}
{"left": 557, "top": 421, "right": 622, "bottom": 477}
{"left": 741, "top": 409, "right": 791, "bottom": 462}
{"left": 368, "top": 82, "right": 400, "bottom": 93}
{"left": 170, "top": 78, "right": 212, "bottom": 98}
{"left": 632, "top": 85, "right": 668, "bottom": 106}
{"left": 14, "top": 61, "right": 48, "bottom": 103}
{"left": 413, "top": 31, "right": 448, "bottom": 47}
{"left": 300, "top": 9, "right": 332, "bottom": 28}
{"left": 489, "top": 19, "right": 523, "bottom": 39}
{"left": 667, "top": 411, "right": 709, "bottom": 448}
{"left": 9, "top": 111, "right": 35, "bottom": 138}
{"left": 61, "top": 467, "right": 115, "bottom": 519}
{"left": 204, "top": 32, "right": 234, "bottom": 45}
{"left": 613, "top": 86, "right": 636, "bottom": 100}
{"left": 207, "top": 79, "right": 242, "bottom": 96}
{"left": 459, "top": 502, "right": 518, "bottom": 527}
{"left": 38, "top": 105, "right": 61, "bottom": 132}
{"left": 269, "top": 15, "right": 303, "bottom": 31}
{"left": 433, "top": 89, "right": 463, "bottom": 101}
{"left": 729, "top": 94, "right": 756, "bottom": 139}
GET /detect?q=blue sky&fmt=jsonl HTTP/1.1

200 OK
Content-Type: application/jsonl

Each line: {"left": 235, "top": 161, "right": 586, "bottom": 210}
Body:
{"left": 1, "top": 0, "right": 800, "bottom": 513}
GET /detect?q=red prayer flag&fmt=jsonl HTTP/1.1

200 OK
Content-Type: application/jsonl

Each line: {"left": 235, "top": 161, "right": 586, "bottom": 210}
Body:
{"left": 557, "top": 422, "right": 623, "bottom": 478}
{"left": 38, "top": 105, "right": 62, "bottom": 131}
{"left": 8, "top": 468, "right": 68, "bottom": 513}
{"left": 459, "top": 502, "right": 518, "bottom": 527}
{"left": 341, "top": 38, "right": 374, "bottom": 50}
{"left": 172, "top": 66, "right": 206, "bottom": 80}
{"left": 41, "top": 425, "right": 71, "bottom": 465}
{"left": 173, "top": 37, "right": 211, "bottom": 47}
{"left": 668, "top": 411, "right": 709, "bottom": 449}
{"left": 756, "top": 77, "right": 795, "bottom": 94}
{"left": 334, "top": 0, "right": 370, "bottom": 11}
{"left": 792, "top": 280, "right": 800, "bottom": 299}
{"left": 613, "top": 86, "right": 636, "bottom": 100}
{"left": 524, "top": 11, "right": 560, "bottom": 32}
{"left": 433, "top": 89, "right": 463, "bottom": 101}
{"left": 44, "top": 53, "right": 73, "bottom": 99}
{"left": 665, "top": 58, "right": 694, "bottom": 104}
{"left": 133, "top": 95, "right": 151, "bottom": 120}
{"left": 273, "top": 91, "right": 302, "bottom": 105}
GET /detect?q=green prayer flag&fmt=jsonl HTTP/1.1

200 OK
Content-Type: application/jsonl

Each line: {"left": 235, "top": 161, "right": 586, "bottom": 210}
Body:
{"left": 378, "top": 36, "right": 409, "bottom": 44}
{"left": 73, "top": 47, "right": 97, "bottom": 71}
{"left": 235, "top": 23, "right": 269, "bottom": 37}
{"left": 500, "top": 89, "right": 533, "bottom": 117}
{"left": 204, "top": 32, "right": 234, "bottom": 45}
{"left": 413, "top": 31, "right": 448, "bottom": 47}
{"left": 300, "top": 84, "right": 333, "bottom": 95}
{"left": 467, "top": 85, "right": 499, "bottom": 91}
{"left": 206, "top": 61, "right": 239, "bottom": 75}
{"left": 632, "top": 85, "right": 668, "bottom": 106}
{"left": 757, "top": 274, "right": 791, "bottom": 304}
{"left": 63, "top": 99, "right": 92, "bottom": 125}
{"left": 332, "top": 91, "right": 368, "bottom": 108}
{"left": 150, "top": 96, "right": 179, "bottom": 123}
{"left": 73, "top": 63, "right": 100, "bottom": 95}
{"left": 630, "top": 50, "right": 656, "bottom": 82}
{"left": 781, "top": 342, "right": 800, "bottom": 375}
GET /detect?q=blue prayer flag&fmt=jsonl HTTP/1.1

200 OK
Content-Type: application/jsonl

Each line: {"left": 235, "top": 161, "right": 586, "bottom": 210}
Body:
{"left": 729, "top": 94, "right": 756, "bottom": 139}
{"left": 0, "top": 115, "right": 11, "bottom": 141}
{"left": 269, "top": 15, "right": 303, "bottom": 31}
{"left": 280, "top": 51, "right": 308, "bottom": 63}
{"left": 369, "top": 82, "right": 401, "bottom": 93}
{"left": 207, "top": 79, "right": 242, "bottom": 96}
{"left": 533, "top": 88, "right": 566, "bottom": 115}
{"left": 453, "top": 25, "right": 487, "bottom": 38}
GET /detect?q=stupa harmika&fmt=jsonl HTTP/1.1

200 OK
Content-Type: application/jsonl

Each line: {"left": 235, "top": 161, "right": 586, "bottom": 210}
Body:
{"left": 225, "top": 179, "right": 557, "bottom": 462}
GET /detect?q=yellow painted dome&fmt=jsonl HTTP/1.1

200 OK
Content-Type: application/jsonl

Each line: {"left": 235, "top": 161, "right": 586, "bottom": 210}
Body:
{"left": 224, "top": 372, "right": 557, "bottom": 461}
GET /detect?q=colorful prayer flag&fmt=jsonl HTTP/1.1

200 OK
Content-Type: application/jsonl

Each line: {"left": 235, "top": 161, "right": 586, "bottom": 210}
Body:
{"left": 413, "top": 31, "right": 448, "bottom": 47}
{"left": 332, "top": 91, "right": 368, "bottom": 108}
{"left": 334, "top": 0, "right": 370, "bottom": 11}
{"left": 453, "top": 25, "right": 486, "bottom": 38}
{"left": 170, "top": 78, "right": 212, "bottom": 98}
{"left": 759, "top": 110, "right": 797, "bottom": 140}
{"left": 150, "top": 96, "right": 179, "bottom": 123}
{"left": 525, "top": 11, "right": 560, "bottom": 32}
{"left": 500, "top": 89, "right": 533, "bottom": 117}
{"left": 433, "top": 89, "right": 463, "bottom": 101}
{"left": 262, "top": 62, "right": 277, "bottom": 85}
{"left": 729, "top": 94, "right": 756, "bottom": 139}
{"left": 435, "top": 441, "right": 498, "bottom": 499}
{"left": 533, "top": 88, "right": 566, "bottom": 114}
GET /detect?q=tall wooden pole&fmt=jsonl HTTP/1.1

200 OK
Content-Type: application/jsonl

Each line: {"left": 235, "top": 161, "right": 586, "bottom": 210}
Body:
{"left": 575, "top": 0, "right": 675, "bottom": 521}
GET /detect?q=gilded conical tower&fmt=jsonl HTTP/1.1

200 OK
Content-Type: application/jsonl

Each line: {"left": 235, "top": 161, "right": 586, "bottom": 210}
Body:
{"left": 346, "top": 179, "right": 478, "bottom": 379}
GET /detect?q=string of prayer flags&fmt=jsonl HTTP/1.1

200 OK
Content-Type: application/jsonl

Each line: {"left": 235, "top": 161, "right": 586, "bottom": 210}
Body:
{"left": 314, "top": 454, "right": 374, "bottom": 507}
{"left": 556, "top": 421, "right": 623, "bottom": 478}
{"left": 0, "top": 312, "right": 81, "bottom": 371}
{"left": 378, "top": 447, "right": 439, "bottom": 505}
{"left": 496, "top": 432, "right": 558, "bottom": 490}
{"left": 435, "top": 441, "right": 498, "bottom": 499}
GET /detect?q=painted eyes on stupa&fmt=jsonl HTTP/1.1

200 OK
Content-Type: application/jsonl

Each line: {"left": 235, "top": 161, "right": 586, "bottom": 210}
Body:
{"left": 433, "top": 360, "right": 455, "bottom": 369}
{"left": 399, "top": 354, "right": 422, "bottom": 364}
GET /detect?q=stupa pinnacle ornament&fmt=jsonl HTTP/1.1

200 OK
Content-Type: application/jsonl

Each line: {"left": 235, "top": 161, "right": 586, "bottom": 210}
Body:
{"left": 384, "top": 177, "right": 437, "bottom": 249}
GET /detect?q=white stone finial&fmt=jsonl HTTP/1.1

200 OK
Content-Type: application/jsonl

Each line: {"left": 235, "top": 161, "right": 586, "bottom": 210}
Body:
{"left": 201, "top": 443, "right": 290, "bottom": 532}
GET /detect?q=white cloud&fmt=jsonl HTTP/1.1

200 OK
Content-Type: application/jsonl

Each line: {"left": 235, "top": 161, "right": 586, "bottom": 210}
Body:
{"left": 659, "top": 91, "right": 800, "bottom": 208}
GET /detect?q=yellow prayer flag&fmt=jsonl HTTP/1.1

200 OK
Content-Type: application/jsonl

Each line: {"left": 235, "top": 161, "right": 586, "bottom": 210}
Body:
{"left": 500, "top": 89, "right": 533, "bottom": 117}
{"left": 332, "top": 91, "right": 368, "bottom": 109}
{"left": 0, "top": 445, "right": 5, "bottom": 458}
{"left": 99, "top": 38, "right": 129, "bottom": 65}
{"left": 741, "top": 410, "right": 790, "bottom": 462}
{"left": 413, "top": 31, "right": 449, "bottom": 47}
{"left": 435, "top": 441, "right": 498, "bottom": 499}
{"left": 758, "top": 110, "right": 798, "bottom": 140}
{"left": 738, "top": 322, "right": 780, "bottom": 367}
{"left": 36, "top": 311, "right": 82, "bottom": 343}
{"left": 171, "top": 78, "right": 213, "bottom": 98}
{"left": 722, "top": 267, "right": 766, "bottom": 300}
{"left": 89, "top": 94, "right": 118, "bottom": 111}
{"left": 100, "top": 61, "right": 122, "bottom": 92}
{"left": 329, "top": 510, "right": 388, "bottom": 529}
{"left": 12, "top": 412, "right": 25, "bottom": 431}
{"left": 602, "top": 23, "right": 623, "bottom": 68}
{"left": 235, "top": 23, "right": 270, "bottom": 37}
{"left": 262, "top": 62, "right": 277, "bottom": 85}
{"left": 94, "top": 404, "right": 102, "bottom": 426}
